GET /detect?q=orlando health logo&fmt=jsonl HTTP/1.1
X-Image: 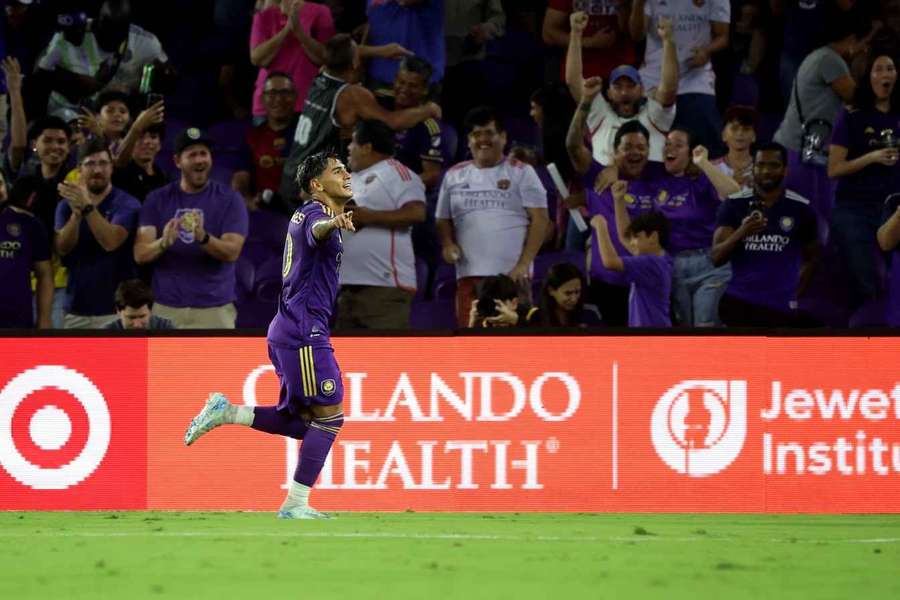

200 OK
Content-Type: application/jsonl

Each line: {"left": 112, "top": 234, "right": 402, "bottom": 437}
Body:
{"left": 0, "top": 365, "right": 110, "bottom": 490}
{"left": 651, "top": 380, "right": 747, "bottom": 477}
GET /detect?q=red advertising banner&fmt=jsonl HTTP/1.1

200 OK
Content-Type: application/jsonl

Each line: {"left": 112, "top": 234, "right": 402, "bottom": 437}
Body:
{"left": 1, "top": 336, "right": 899, "bottom": 512}
{"left": 0, "top": 339, "right": 147, "bottom": 509}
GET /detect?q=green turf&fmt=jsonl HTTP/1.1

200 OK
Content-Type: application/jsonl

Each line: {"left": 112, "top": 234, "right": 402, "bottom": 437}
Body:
{"left": 0, "top": 512, "right": 897, "bottom": 599}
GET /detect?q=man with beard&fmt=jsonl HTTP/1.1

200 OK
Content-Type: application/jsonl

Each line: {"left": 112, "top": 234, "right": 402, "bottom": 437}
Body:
{"left": 712, "top": 142, "right": 819, "bottom": 327}
{"left": 436, "top": 106, "right": 549, "bottom": 327}
{"left": 54, "top": 138, "right": 141, "bottom": 328}
{"left": 565, "top": 11, "right": 678, "bottom": 166}
{"left": 134, "top": 127, "right": 248, "bottom": 328}
{"left": 34, "top": 0, "right": 168, "bottom": 123}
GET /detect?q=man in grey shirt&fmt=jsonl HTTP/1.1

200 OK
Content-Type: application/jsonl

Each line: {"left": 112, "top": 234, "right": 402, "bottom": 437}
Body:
{"left": 773, "top": 13, "right": 868, "bottom": 233}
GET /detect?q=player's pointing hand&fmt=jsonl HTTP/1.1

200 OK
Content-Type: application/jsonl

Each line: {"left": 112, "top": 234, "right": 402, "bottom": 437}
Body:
{"left": 332, "top": 211, "right": 356, "bottom": 232}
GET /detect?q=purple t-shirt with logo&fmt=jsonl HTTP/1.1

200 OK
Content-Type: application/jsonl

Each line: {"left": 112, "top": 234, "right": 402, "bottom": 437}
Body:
{"left": 655, "top": 173, "right": 721, "bottom": 253}
{"left": 585, "top": 160, "right": 661, "bottom": 286}
{"left": 832, "top": 108, "right": 900, "bottom": 206}
{"left": 140, "top": 180, "right": 249, "bottom": 308}
{"left": 56, "top": 188, "right": 140, "bottom": 315}
{"left": 267, "top": 201, "right": 342, "bottom": 348}
{"left": 716, "top": 190, "right": 818, "bottom": 312}
{"left": 881, "top": 194, "right": 900, "bottom": 326}
{"left": 622, "top": 254, "right": 673, "bottom": 327}
{"left": 0, "top": 206, "right": 50, "bottom": 327}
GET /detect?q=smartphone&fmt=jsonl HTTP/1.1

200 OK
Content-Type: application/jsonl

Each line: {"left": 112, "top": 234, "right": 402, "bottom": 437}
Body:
{"left": 146, "top": 93, "right": 164, "bottom": 108}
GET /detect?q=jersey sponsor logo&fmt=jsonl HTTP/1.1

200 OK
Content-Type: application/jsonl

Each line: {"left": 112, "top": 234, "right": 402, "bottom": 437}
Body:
{"left": 497, "top": 179, "right": 511, "bottom": 190}
{"left": 6, "top": 224, "right": 20, "bottom": 237}
{"left": 321, "top": 379, "right": 336, "bottom": 396}
{"left": 652, "top": 380, "right": 747, "bottom": 478}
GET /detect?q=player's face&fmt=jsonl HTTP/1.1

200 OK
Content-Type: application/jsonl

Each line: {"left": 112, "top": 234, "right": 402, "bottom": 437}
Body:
{"left": 549, "top": 277, "right": 581, "bottom": 312}
{"left": 263, "top": 76, "right": 297, "bottom": 121}
{"left": 176, "top": 144, "right": 213, "bottom": 190}
{"left": 119, "top": 305, "right": 152, "bottom": 329}
{"left": 608, "top": 78, "right": 642, "bottom": 116}
{"left": 80, "top": 151, "right": 113, "bottom": 194}
{"left": 100, "top": 101, "right": 130, "bottom": 136}
{"left": 753, "top": 150, "right": 786, "bottom": 192}
{"left": 723, "top": 121, "right": 755, "bottom": 151}
{"left": 134, "top": 131, "right": 161, "bottom": 163}
{"left": 614, "top": 132, "right": 649, "bottom": 178}
{"left": 663, "top": 130, "right": 691, "bottom": 175}
{"left": 393, "top": 69, "right": 428, "bottom": 109}
{"left": 35, "top": 129, "right": 70, "bottom": 168}
{"left": 314, "top": 158, "right": 353, "bottom": 201}
{"left": 468, "top": 121, "right": 506, "bottom": 167}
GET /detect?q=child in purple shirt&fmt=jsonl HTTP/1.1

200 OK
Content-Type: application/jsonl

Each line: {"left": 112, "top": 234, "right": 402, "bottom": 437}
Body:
{"left": 591, "top": 181, "right": 673, "bottom": 327}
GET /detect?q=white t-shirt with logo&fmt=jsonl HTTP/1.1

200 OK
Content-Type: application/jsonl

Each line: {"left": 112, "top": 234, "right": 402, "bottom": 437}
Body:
{"left": 340, "top": 159, "right": 425, "bottom": 290}
{"left": 436, "top": 158, "right": 547, "bottom": 279}
{"left": 587, "top": 94, "right": 676, "bottom": 165}
{"left": 639, "top": 0, "right": 730, "bottom": 97}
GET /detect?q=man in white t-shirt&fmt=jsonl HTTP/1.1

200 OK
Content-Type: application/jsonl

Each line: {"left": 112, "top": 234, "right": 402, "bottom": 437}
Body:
{"left": 630, "top": 0, "right": 730, "bottom": 154}
{"left": 35, "top": 0, "right": 169, "bottom": 122}
{"left": 338, "top": 119, "right": 426, "bottom": 329}
{"left": 565, "top": 11, "right": 678, "bottom": 166}
{"left": 436, "top": 106, "right": 550, "bottom": 327}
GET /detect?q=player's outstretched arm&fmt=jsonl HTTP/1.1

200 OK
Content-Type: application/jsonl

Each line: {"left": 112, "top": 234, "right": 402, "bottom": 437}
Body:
{"left": 312, "top": 211, "right": 355, "bottom": 241}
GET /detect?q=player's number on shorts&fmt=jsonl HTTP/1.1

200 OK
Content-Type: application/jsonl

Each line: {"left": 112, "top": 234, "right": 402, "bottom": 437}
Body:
{"left": 294, "top": 115, "right": 313, "bottom": 146}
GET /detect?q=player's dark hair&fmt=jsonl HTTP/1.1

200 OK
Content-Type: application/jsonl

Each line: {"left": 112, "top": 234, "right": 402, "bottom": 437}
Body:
{"left": 29, "top": 116, "right": 72, "bottom": 141}
{"left": 77, "top": 137, "right": 113, "bottom": 165}
{"left": 398, "top": 55, "right": 433, "bottom": 82}
{"left": 325, "top": 34, "right": 355, "bottom": 72}
{"left": 613, "top": 120, "right": 650, "bottom": 150}
{"left": 539, "top": 262, "right": 586, "bottom": 326}
{"left": 115, "top": 279, "right": 154, "bottom": 310}
{"left": 754, "top": 141, "right": 788, "bottom": 166}
{"left": 464, "top": 106, "right": 505, "bottom": 135}
{"left": 626, "top": 211, "right": 670, "bottom": 249}
{"left": 353, "top": 119, "right": 395, "bottom": 156}
{"left": 476, "top": 274, "right": 519, "bottom": 318}
{"left": 296, "top": 152, "right": 338, "bottom": 195}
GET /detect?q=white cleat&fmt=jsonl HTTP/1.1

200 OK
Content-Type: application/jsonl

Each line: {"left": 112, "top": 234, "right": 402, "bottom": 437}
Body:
{"left": 277, "top": 506, "right": 333, "bottom": 520}
{"left": 184, "top": 392, "right": 231, "bottom": 446}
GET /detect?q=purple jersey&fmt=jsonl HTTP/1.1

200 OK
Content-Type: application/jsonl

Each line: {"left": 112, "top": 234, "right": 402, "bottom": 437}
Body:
{"left": 654, "top": 173, "right": 721, "bottom": 254}
{"left": 622, "top": 254, "right": 673, "bottom": 327}
{"left": 882, "top": 194, "right": 900, "bottom": 326}
{"left": 0, "top": 205, "right": 50, "bottom": 327}
{"left": 832, "top": 108, "right": 900, "bottom": 206}
{"left": 584, "top": 160, "right": 659, "bottom": 285}
{"left": 716, "top": 189, "right": 818, "bottom": 312}
{"left": 267, "top": 201, "right": 342, "bottom": 348}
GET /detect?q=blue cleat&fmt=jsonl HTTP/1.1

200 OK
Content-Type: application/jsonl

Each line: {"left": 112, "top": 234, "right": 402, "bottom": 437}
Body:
{"left": 277, "top": 506, "right": 333, "bottom": 520}
{"left": 184, "top": 392, "right": 231, "bottom": 446}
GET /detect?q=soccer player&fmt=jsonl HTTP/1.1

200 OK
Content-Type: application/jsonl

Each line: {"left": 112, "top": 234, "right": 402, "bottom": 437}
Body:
{"left": 184, "top": 152, "right": 355, "bottom": 520}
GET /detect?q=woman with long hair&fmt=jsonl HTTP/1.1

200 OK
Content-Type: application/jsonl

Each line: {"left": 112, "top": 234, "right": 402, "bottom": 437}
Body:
{"left": 534, "top": 262, "right": 598, "bottom": 327}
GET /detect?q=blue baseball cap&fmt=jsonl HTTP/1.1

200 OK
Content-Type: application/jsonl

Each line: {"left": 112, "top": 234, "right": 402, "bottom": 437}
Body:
{"left": 609, "top": 65, "right": 642, "bottom": 86}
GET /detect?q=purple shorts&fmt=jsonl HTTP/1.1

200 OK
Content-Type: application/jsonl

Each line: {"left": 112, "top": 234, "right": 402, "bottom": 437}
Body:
{"left": 268, "top": 343, "right": 344, "bottom": 413}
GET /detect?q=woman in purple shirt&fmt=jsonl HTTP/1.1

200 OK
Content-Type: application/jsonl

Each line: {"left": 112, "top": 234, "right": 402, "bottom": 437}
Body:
{"left": 655, "top": 127, "right": 740, "bottom": 326}
{"left": 827, "top": 53, "right": 900, "bottom": 314}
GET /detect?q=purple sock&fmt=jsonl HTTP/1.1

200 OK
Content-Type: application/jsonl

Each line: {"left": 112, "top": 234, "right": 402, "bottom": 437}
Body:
{"left": 294, "top": 413, "right": 343, "bottom": 487}
{"left": 251, "top": 407, "right": 309, "bottom": 440}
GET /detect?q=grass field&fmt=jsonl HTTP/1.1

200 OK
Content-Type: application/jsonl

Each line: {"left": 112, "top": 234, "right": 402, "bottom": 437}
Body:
{"left": 0, "top": 512, "right": 897, "bottom": 599}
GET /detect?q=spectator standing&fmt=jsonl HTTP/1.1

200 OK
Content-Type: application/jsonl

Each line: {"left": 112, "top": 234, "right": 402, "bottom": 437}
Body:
{"left": 712, "top": 143, "right": 819, "bottom": 326}
{"left": 0, "top": 169, "right": 53, "bottom": 329}
{"left": 713, "top": 105, "right": 758, "bottom": 190}
{"left": 337, "top": 120, "right": 426, "bottom": 329}
{"left": 630, "top": 0, "right": 730, "bottom": 154}
{"left": 436, "top": 106, "right": 549, "bottom": 327}
{"left": 134, "top": 128, "right": 248, "bottom": 328}
{"left": 112, "top": 123, "right": 169, "bottom": 203}
{"left": 54, "top": 139, "right": 141, "bottom": 328}
{"left": 827, "top": 54, "right": 900, "bottom": 312}
{"left": 249, "top": 0, "right": 335, "bottom": 119}
{"left": 543, "top": 0, "right": 636, "bottom": 81}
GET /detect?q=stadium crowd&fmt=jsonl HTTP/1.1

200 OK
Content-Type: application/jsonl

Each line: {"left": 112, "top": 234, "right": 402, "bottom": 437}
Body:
{"left": 0, "top": 0, "right": 898, "bottom": 330}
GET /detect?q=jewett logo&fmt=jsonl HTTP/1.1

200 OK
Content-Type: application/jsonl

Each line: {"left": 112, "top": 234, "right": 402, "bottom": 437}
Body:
{"left": 651, "top": 380, "right": 747, "bottom": 477}
{"left": 0, "top": 365, "right": 111, "bottom": 490}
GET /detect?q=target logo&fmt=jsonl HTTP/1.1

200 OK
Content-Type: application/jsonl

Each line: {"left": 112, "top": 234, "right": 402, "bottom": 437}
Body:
{"left": 0, "top": 366, "right": 110, "bottom": 490}
{"left": 0, "top": 340, "right": 147, "bottom": 509}
{"left": 651, "top": 380, "right": 747, "bottom": 478}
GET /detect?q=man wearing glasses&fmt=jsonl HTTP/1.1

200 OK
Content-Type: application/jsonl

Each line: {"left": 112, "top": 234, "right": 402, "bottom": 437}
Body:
{"left": 54, "top": 138, "right": 141, "bottom": 328}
